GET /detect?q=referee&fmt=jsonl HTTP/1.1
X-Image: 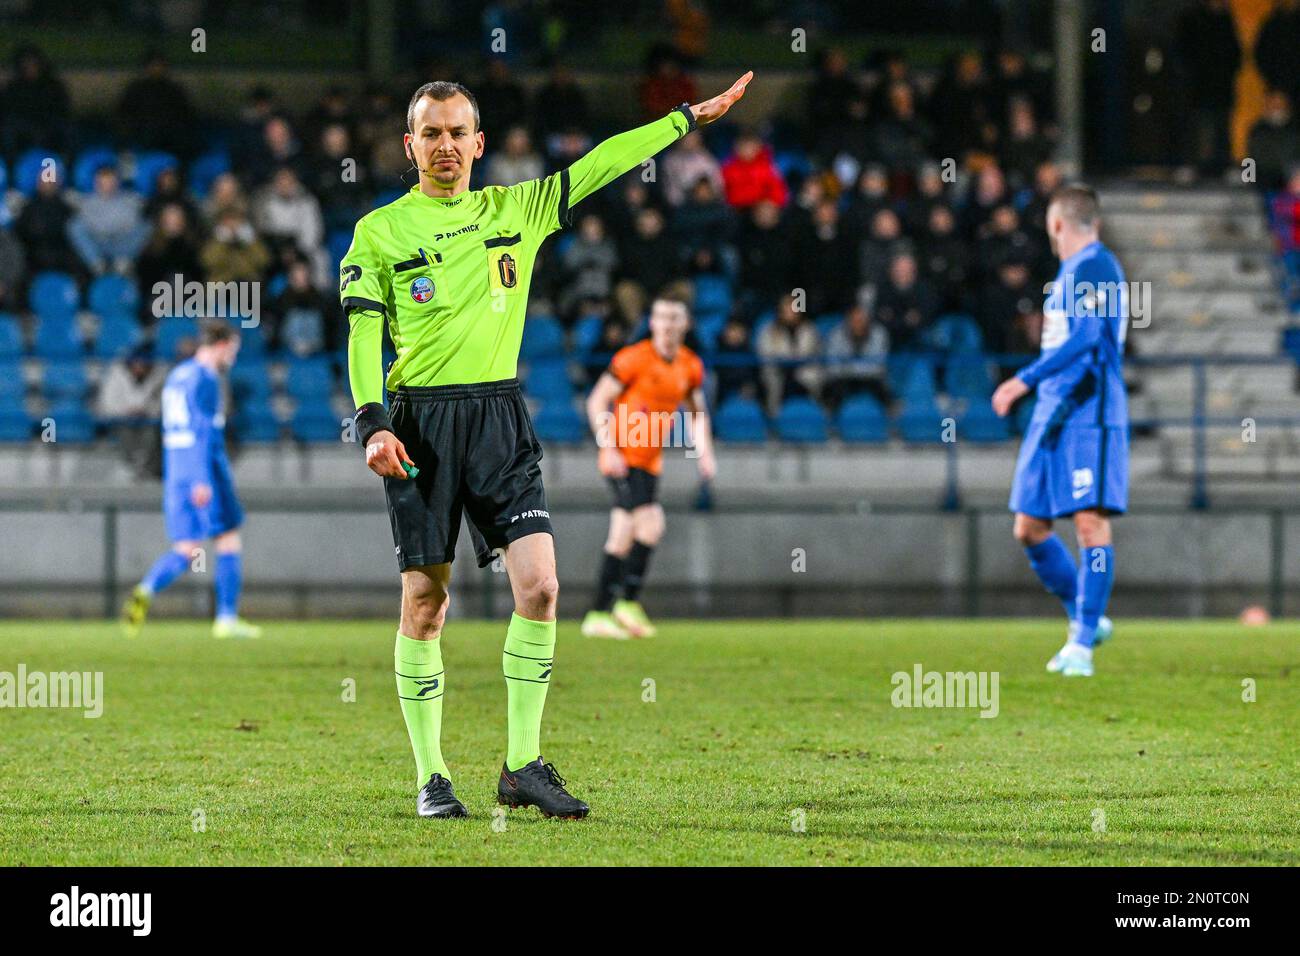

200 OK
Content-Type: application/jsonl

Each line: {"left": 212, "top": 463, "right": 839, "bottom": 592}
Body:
{"left": 342, "top": 72, "right": 752, "bottom": 819}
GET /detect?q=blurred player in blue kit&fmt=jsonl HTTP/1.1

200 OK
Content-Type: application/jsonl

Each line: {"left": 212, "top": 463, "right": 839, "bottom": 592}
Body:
{"left": 992, "top": 185, "right": 1127, "bottom": 677}
{"left": 121, "top": 320, "right": 261, "bottom": 639}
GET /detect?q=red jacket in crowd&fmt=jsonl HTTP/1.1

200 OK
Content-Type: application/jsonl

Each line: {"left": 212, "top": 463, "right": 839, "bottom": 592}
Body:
{"left": 721, "top": 144, "right": 789, "bottom": 209}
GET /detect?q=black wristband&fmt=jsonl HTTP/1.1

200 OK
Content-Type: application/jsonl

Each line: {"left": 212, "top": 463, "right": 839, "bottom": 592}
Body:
{"left": 354, "top": 402, "right": 393, "bottom": 447}
{"left": 674, "top": 102, "right": 697, "bottom": 134}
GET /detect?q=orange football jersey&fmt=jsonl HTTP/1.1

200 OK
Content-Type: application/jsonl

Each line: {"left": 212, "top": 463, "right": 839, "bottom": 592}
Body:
{"left": 606, "top": 340, "right": 705, "bottom": 474}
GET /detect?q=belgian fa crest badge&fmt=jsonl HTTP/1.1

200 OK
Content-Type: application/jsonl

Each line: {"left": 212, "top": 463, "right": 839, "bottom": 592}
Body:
{"left": 497, "top": 253, "right": 518, "bottom": 289}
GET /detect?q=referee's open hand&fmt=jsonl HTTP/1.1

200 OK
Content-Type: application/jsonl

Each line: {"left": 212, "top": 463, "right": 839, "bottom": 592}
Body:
{"left": 690, "top": 71, "right": 753, "bottom": 126}
{"left": 366, "top": 430, "right": 416, "bottom": 479}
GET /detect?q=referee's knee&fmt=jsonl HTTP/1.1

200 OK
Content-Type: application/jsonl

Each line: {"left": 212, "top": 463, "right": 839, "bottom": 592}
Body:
{"left": 518, "top": 573, "right": 559, "bottom": 620}
{"left": 402, "top": 579, "right": 451, "bottom": 639}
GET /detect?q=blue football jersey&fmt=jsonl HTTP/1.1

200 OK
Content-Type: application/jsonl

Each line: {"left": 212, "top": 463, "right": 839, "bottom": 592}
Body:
{"left": 160, "top": 358, "right": 227, "bottom": 487}
{"left": 1019, "top": 240, "right": 1129, "bottom": 429}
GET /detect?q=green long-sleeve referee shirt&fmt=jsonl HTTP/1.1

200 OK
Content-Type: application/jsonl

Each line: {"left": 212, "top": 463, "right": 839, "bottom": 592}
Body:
{"left": 340, "top": 106, "right": 696, "bottom": 407}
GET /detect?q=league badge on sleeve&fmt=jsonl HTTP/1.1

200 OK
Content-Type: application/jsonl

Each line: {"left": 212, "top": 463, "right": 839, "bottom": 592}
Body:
{"left": 409, "top": 276, "right": 435, "bottom": 303}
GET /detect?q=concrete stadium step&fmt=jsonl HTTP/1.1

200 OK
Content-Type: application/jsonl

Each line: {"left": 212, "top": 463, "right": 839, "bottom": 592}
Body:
{"left": 1098, "top": 186, "right": 1265, "bottom": 217}
{"left": 1103, "top": 214, "right": 1270, "bottom": 252}
{"left": 1121, "top": 250, "right": 1277, "bottom": 291}
{"left": 1134, "top": 327, "right": 1284, "bottom": 355}
{"left": 1132, "top": 289, "right": 1286, "bottom": 327}
{"left": 1237, "top": 397, "right": 1300, "bottom": 417}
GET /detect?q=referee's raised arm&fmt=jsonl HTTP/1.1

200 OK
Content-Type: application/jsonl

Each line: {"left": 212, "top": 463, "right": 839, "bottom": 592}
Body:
{"left": 509, "top": 72, "right": 754, "bottom": 237}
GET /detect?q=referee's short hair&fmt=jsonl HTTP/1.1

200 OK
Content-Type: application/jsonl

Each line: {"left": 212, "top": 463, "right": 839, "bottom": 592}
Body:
{"left": 407, "top": 81, "right": 481, "bottom": 132}
{"left": 199, "top": 319, "right": 236, "bottom": 346}
{"left": 1049, "top": 183, "right": 1101, "bottom": 229}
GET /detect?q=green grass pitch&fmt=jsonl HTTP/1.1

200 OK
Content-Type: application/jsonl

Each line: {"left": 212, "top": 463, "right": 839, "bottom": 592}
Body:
{"left": 1, "top": 619, "right": 1296, "bottom": 866}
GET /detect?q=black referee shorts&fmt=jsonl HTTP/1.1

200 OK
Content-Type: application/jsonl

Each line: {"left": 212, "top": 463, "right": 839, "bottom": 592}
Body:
{"left": 607, "top": 466, "right": 659, "bottom": 511}
{"left": 384, "top": 379, "right": 552, "bottom": 571}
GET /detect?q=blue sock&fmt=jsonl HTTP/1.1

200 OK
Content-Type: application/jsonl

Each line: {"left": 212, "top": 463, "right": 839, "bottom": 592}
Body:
{"left": 1024, "top": 535, "right": 1078, "bottom": 620}
{"left": 215, "top": 552, "right": 243, "bottom": 621}
{"left": 140, "top": 550, "right": 190, "bottom": 595}
{"left": 1074, "top": 545, "right": 1115, "bottom": 647}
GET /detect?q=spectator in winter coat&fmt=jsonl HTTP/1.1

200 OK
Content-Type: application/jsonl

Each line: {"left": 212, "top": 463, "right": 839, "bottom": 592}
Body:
{"left": 252, "top": 167, "right": 328, "bottom": 286}
{"left": 67, "top": 166, "right": 151, "bottom": 275}
{"left": 721, "top": 131, "right": 789, "bottom": 210}
{"left": 662, "top": 131, "right": 724, "bottom": 207}
{"left": 757, "top": 294, "right": 823, "bottom": 414}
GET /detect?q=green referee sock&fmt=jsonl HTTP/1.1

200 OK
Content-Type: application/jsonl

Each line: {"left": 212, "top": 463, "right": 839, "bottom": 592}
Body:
{"left": 502, "top": 613, "right": 556, "bottom": 771}
{"left": 394, "top": 632, "right": 449, "bottom": 785}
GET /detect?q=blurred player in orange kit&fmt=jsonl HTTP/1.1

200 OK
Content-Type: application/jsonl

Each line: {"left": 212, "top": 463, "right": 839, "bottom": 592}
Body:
{"left": 581, "top": 291, "right": 714, "bottom": 638}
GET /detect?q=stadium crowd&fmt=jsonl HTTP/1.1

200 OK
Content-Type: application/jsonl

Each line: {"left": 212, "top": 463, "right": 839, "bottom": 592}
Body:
{"left": 9, "top": 19, "right": 1294, "bottom": 453}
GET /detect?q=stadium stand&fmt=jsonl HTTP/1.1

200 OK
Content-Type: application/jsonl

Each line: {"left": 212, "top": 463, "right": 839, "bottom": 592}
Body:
{"left": 0, "top": 37, "right": 1293, "bottom": 479}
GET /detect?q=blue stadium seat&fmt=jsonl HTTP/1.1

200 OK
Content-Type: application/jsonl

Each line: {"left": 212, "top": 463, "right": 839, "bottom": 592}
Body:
{"left": 531, "top": 402, "right": 586, "bottom": 443}
{"left": 1282, "top": 325, "right": 1300, "bottom": 360}
{"left": 0, "top": 158, "right": 7, "bottom": 193}
{"left": 774, "top": 396, "right": 829, "bottom": 443}
{"left": 522, "top": 357, "right": 572, "bottom": 402}
{"left": 285, "top": 356, "right": 336, "bottom": 402}
{"left": 130, "top": 151, "right": 179, "bottom": 197}
{"left": 837, "top": 394, "right": 890, "bottom": 443}
{"left": 959, "top": 404, "right": 1011, "bottom": 442}
{"left": 229, "top": 358, "right": 271, "bottom": 401}
{"left": 188, "top": 151, "right": 231, "bottom": 199}
{"left": 265, "top": 272, "right": 289, "bottom": 301}
{"left": 14, "top": 149, "right": 65, "bottom": 196}
{"left": 926, "top": 314, "right": 984, "bottom": 353}
{"left": 552, "top": 232, "right": 577, "bottom": 259}
{"left": 72, "top": 147, "right": 118, "bottom": 193}
{"left": 93, "top": 314, "right": 141, "bottom": 359}
{"left": 237, "top": 419, "right": 282, "bottom": 442}
{"left": 714, "top": 396, "right": 768, "bottom": 443}
{"left": 774, "top": 149, "right": 812, "bottom": 181}
{"left": 326, "top": 228, "right": 353, "bottom": 269}
{"left": 46, "top": 400, "right": 95, "bottom": 442}
{"left": 572, "top": 315, "right": 603, "bottom": 355}
{"left": 0, "top": 409, "right": 29, "bottom": 441}
{"left": 238, "top": 322, "right": 269, "bottom": 357}
{"left": 291, "top": 408, "right": 342, "bottom": 443}
{"left": 888, "top": 355, "right": 937, "bottom": 402}
{"left": 693, "top": 275, "right": 732, "bottom": 317}
{"left": 28, "top": 271, "right": 79, "bottom": 319}
{"left": 33, "top": 317, "right": 84, "bottom": 359}
{"left": 154, "top": 317, "right": 199, "bottom": 360}
{"left": 0, "top": 364, "right": 24, "bottom": 397}
{"left": 0, "top": 390, "right": 29, "bottom": 440}
{"left": 943, "top": 355, "right": 994, "bottom": 399}
{"left": 373, "top": 188, "right": 405, "bottom": 208}
{"left": 233, "top": 401, "right": 281, "bottom": 443}
{"left": 752, "top": 309, "right": 776, "bottom": 341}
{"left": 0, "top": 315, "right": 23, "bottom": 358}
{"left": 695, "top": 312, "right": 727, "bottom": 351}
{"left": 814, "top": 313, "right": 843, "bottom": 339}
{"left": 520, "top": 316, "right": 566, "bottom": 361}
{"left": 88, "top": 273, "right": 140, "bottom": 318}
{"left": 896, "top": 400, "right": 947, "bottom": 444}
{"left": 42, "top": 359, "right": 89, "bottom": 399}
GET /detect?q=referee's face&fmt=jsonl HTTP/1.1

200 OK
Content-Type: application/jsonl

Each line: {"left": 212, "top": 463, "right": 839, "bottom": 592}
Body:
{"left": 406, "top": 93, "right": 485, "bottom": 195}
